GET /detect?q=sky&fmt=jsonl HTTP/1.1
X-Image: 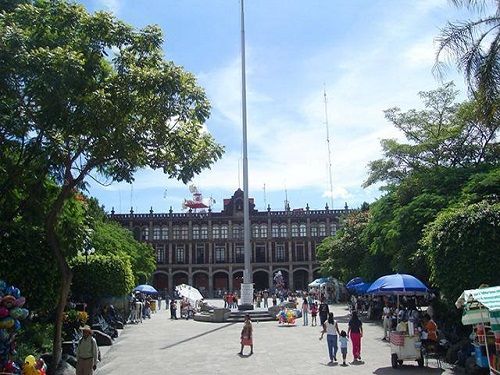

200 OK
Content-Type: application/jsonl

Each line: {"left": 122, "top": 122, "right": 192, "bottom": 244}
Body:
{"left": 81, "top": 0, "right": 474, "bottom": 214}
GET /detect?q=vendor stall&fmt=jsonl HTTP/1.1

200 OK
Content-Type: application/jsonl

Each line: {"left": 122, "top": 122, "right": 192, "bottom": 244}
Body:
{"left": 456, "top": 286, "right": 500, "bottom": 374}
{"left": 367, "top": 273, "right": 430, "bottom": 369}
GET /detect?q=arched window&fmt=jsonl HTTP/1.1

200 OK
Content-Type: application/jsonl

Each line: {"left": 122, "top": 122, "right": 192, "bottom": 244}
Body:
{"left": 310, "top": 224, "right": 318, "bottom": 237}
{"left": 279, "top": 224, "right": 287, "bottom": 238}
{"left": 299, "top": 223, "right": 307, "bottom": 237}
{"left": 161, "top": 226, "right": 169, "bottom": 240}
{"left": 330, "top": 223, "right": 337, "bottom": 236}
{"left": 172, "top": 226, "right": 180, "bottom": 239}
{"left": 192, "top": 225, "right": 200, "bottom": 240}
{"left": 232, "top": 224, "right": 242, "bottom": 239}
{"left": 319, "top": 223, "right": 326, "bottom": 236}
{"left": 153, "top": 226, "right": 161, "bottom": 240}
{"left": 252, "top": 224, "right": 259, "bottom": 238}
{"left": 212, "top": 224, "right": 220, "bottom": 239}
{"left": 260, "top": 224, "right": 268, "bottom": 238}
{"left": 142, "top": 227, "right": 150, "bottom": 240}
{"left": 272, "top": 224, "right": 279, "bottom": 237}
{"left": 221, "top": 224, "right": 228, "bottom": 239}
{"left": 291, "top": 223, "right": 299, "bottom": 237}
{"left": 181, "top": 225, "right": 188, "bottom": 239}
{"left": 200, "top": 225, "right": 208, "bottom": 239}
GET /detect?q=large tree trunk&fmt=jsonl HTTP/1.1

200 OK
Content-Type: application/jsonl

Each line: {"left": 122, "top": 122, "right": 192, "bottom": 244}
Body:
{"left": 45, "top": 188, "right": 73, "bottom": 375}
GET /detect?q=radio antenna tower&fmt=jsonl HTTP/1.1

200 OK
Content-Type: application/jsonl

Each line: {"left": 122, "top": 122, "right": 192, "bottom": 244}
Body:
{"left": 324, "top": 89, "right": 334, "bottom": 209}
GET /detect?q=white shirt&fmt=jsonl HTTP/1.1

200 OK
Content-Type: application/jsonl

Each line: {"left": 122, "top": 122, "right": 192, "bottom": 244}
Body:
{"left": 326, "top": 321, "right": 338, "bottom": 335}
{"left": 383, "top": 306, "right": 391, "bottom": 319}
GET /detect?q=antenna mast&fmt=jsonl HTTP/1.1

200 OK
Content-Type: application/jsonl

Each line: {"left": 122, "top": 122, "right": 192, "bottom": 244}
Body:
{"left": 324, "top": 89, "right": 334, "bottom": 209}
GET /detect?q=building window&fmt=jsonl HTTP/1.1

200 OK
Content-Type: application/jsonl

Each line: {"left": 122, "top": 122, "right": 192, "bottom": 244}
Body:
{"left": 255, "top": 244, "right": 266, "bottom": 263}
{"left": 175, "top": 245, "right": 185, "bottom": 264}
{"left": 221, "top": 224, "right": 228, "bottom": 239}
{"left": 181, "top": 225, "right": 188, "bottom": 239}
{"left": 299, "top": 223, "right": 307, "bottom": 237}
{"left": 234, "top": 246, "right": 244, "bottom": 263}
{"left": 272, "top": 224, "right": 279, "bottom": 238}
{"left": 192, "top": 225, "right": 200, "bottom": 240}
{"left": 196, "top": 244, "right": 205, "bottom": 264}
{"left": 260, "top": 224, "right": 267, "bottom": 238}
{"left": 161, "top": 226, "right": 169, "bottom": 240}
{"left": 212, "top": 225, "right": 220, "bottom": 239}
{"left": 172, "top": 226, "right": 180, "bottom": 240}
{"left": 319, "top": 223, "right": 326, "bottom": 236}
{"left": 142, "top": 227, "right": 149, "bottom": 241}
{"left": 153, "top": 226, "right": 161, "bottom": 240}
{"left": 200, "top": 225, "right": 208, "bottom": 239}
{"left": 310, "top": 224, "right": 318, "bottom": 237}
{"left": 232, "top": 225, "right": 242, "bottom": 240}
{"left": 291, "top": 223, "right": 299, "bottom": 237}
{"left": 252, "top": 224, "right": 258, "bottom": 238}
{"left": 279, "top": 224, "right": 287, "bottom": 238}
{"left": 156, "top": 244, "right": 165, "bottom": 263}
{"left": 295, "top": 243, "right": 305, "bottom": 261}
{"left": 215, "top": 245, "right": 225, "bottom": 263}
{"left": 276, "top": 244, "right": 285, "bottom": 262}
{"left": 330, "top": 223, "right": 337, "bottom": 236}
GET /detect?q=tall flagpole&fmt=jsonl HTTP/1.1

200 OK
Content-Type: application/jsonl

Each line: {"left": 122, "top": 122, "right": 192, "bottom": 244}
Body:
{"left": 239, "top": 0, "right": 253, "bottom": 310}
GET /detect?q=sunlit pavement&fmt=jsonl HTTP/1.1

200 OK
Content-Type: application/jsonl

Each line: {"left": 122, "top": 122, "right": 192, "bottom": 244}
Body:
{"left": 95, "top": 300, "right": 456, "bottom": 375}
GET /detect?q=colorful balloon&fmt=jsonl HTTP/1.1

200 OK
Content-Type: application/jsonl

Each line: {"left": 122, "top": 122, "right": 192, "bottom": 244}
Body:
{"left": 0, "top": 307, "right": 8, "bottom": 318}
{"left": 9, "top": 308, "right": 22, "bottom": 320}
{"left": 15, "top": 297, "right": 26, "bottom": 307}
{"left": 0, "top": 317, "right": 14, "bottom": 330}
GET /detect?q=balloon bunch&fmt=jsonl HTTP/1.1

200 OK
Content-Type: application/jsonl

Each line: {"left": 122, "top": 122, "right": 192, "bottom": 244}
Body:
{"left": 0, "top": 280, "right": 29, "bottom": 374}
{"left": 276, "top": 308, "right": 296, "bottom": 325}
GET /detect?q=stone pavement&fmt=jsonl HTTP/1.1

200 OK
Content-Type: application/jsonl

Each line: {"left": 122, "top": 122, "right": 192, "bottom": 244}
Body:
{"left": 95, "top": 301, "right": 457, "bottom": 375}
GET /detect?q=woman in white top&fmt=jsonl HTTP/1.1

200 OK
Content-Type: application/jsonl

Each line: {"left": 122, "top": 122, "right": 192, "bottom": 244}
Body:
{"left": 319, "top": 312, "right": 340, "bottom": 363}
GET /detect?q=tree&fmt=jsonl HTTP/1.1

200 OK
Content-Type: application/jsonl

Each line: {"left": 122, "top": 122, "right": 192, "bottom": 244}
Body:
{"left": 0, "top": 1, "right": 223, "bottom": 370}
{"left": 422, "top": 200, "right": 500, "bottom": 300}
{"left": 364, "top": 84, "right": 497, "bottom": 188}
{"left": 435, "top": 1, "right": 500, "bottom": 106}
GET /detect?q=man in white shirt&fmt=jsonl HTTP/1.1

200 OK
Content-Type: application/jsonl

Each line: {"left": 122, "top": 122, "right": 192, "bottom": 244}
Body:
{"left": 76, "top": 325, "right": 99, "bottom": 375}
{"left": 382, "top": 303, "right": 392, "bottom": 341}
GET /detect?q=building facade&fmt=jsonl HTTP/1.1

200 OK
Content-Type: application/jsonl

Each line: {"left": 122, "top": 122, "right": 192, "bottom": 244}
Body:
{"left": 110, "top": 189, "right": 352, "bottom": 297}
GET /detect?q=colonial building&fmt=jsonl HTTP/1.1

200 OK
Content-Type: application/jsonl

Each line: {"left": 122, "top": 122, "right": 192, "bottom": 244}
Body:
{"left": 110, "top": 189, "right": 352, "bottom": 297}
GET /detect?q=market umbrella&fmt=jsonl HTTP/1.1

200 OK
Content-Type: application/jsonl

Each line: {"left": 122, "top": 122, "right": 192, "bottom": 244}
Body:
{"left": 346, "top": 277, "right": 364, "bottom": 289}
{"left": 133, "top": 284, "right": 158, "bottom": 295}
{"left": 176, "top": 284, "right": 203, "bottom": 303}
{"left": 366, "top": 274, "right": 429, "bottom": 296}
{"left": 350, "top": 282, "right": 372, "bottom": 295}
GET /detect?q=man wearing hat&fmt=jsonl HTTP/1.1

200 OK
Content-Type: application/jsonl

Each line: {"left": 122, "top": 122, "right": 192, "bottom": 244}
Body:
{"left": 76, "top": 325, "right": 99, "bottom": 375}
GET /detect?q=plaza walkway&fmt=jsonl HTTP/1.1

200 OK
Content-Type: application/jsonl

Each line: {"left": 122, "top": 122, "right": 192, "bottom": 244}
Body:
{"left": 95, "top": 301, "right": 456, "bottom": 375}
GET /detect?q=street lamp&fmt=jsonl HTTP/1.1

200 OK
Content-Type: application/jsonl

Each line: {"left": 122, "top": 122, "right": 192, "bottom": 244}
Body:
{"left": 83, "top": 245, "right": 95, "bottom": 265}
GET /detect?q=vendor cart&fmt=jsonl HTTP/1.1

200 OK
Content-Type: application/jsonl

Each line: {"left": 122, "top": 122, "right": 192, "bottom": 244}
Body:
{"left": 390, "top": 331, "right": 424, "bottom": 368}
{"left": 366, "top": 273, "right": 430, "bottom": 369}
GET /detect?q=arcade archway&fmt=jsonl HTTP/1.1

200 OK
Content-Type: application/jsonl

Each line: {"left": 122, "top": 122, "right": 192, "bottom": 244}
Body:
{"left": 253, "top": 270, "right": 269, "bottom": 291}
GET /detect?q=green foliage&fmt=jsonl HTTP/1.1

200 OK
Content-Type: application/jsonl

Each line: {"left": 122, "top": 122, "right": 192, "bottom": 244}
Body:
{"left": 16, "top": 322, "right": 54, "bottom": 362}
{"left": 71, "top": 255, "right": 135, "bottom": 302}
{"left": 316, "top": 210, "right": 391, "bottom": 282}
{"left": 422, "top": 200, "right": 500, "bottom": 300}
{"left": 90, "top": 220, "right": 156, "bottom": 285}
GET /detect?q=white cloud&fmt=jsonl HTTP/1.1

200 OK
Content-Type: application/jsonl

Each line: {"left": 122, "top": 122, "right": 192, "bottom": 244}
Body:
{"left": 96, "top": 0, "right": 120, "bottom": 14}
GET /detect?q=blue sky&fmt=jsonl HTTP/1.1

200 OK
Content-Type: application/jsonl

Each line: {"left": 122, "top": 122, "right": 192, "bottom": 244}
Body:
{"left": 82, "top": 0, "right": 472, "bottom": 214}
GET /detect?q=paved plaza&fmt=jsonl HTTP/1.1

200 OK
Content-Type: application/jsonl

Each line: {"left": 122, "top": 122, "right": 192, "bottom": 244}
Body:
{"left": 96, "top": 301, "right": 456, "bottom": 375}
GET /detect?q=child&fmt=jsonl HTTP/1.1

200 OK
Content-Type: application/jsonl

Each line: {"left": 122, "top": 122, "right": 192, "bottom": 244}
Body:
{"left": 339, "top": 330, "right": 349, "bottom": 366}
{"left": 310, "top": 302, "right": 318, "bottom": 326}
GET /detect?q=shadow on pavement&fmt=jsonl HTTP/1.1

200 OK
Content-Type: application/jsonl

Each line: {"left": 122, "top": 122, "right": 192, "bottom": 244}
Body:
{"left": 160, "top": 322, "right": 236, "bottom": 350}
{"left": 373, "top": 366, "right": 446, "bottom": 374}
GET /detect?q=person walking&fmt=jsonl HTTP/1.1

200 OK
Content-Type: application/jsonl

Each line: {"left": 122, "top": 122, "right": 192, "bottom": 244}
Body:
{"left": 238, "top": 314, "right": 253, "bottom": 356}
{"left": 319, "top": 312, "right": 340, "bottom": 364}
{"left": 310, "top": 302, "right": 318, "bottom": 326}
{"left": 302, "top": 298, "right": 309, "bottom": 326}
{"left": 263, "top": 290, "right": 269, "bottom": 308}
{"left": 382, "top": 302, "right": 392, "bottom": 340}
{"left": 170, "top": 299, "right": 178, "bottom": 320}
{"left": 348, "top": 311, "right": 363, "bottom": 361}
{"left": 318, "top": 297, "right": 329, "bottom": 326}
{"left": 76, "top": 325, "right": 98, "bottom": 375}
{"left": 339, "top": 330, "right": 349, "bottom": 366}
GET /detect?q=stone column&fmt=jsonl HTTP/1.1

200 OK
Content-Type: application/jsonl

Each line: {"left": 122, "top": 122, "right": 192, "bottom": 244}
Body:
{"left": 307, "top": 240, "right": 312, "bottom": 262}
{"left": 168, "top": 267, "right": 173, "bottom": 294}
{"left": 288, "top": 264, "right": 294, "bottom": 291}
{"left": 268, "top": 265, "right": 273, "bottom": 289}
{"left": 208, "top": 266, "right": 213, "bottom": 297}
{"left": 168, "top": 243, "right": 173, "bottom": 264}
{"left": 188, "top": 266, "right": 193, "bottom": 285}
{"left": 229, "top": 265, "right": 234, "bottom": 292}
{"left": 188, "top": 243, "right": 193, "bottom": 265}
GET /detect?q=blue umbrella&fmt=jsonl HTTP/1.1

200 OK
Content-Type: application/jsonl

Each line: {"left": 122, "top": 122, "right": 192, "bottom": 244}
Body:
{"left": 346, "top": 277, "right": 364, "bottom": 288}
{"left": 351, "top": 282, "right": 371, "bottom": 295}
{"left": 366, "top": 274, "right": 429, "bottom": 296}
{"left": 133, "top": 284, "right": 158, "bottom": 295}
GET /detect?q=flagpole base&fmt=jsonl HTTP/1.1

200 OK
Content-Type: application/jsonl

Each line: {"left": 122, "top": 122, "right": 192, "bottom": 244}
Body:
{"left": 238, "top": 283, "right": 254, "bottom": 311}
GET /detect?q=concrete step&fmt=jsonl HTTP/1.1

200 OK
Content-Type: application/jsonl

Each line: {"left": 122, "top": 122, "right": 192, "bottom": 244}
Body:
{"left": 227, "top": 310, "right": 276, "bottom": 322}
